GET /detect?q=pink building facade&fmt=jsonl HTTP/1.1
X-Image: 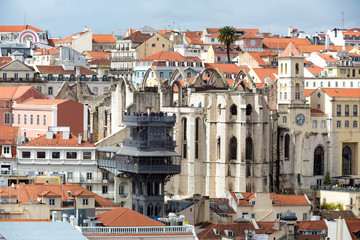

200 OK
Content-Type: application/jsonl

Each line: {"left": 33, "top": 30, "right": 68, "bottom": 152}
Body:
{"left": 13, "top": 99, "right": 85, "bottom": 140}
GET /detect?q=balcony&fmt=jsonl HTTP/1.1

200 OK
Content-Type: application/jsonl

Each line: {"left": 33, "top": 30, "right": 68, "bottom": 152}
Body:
{"left": 318, "top": 185, "right": 360, "bottom": 192}
{"left": 117, "top": 162, "right": 181, "bottom": 174}
{"left": 122, "top": 139, "right": 176, "bottom": 148}
{"left": 111, "top": 56, "right": 135, "bottom": 61}
{"left": 79, "top": 225, "right": 194, "bottom": 236}
{"left": 123, "top": 115, "right": 176, "bottom": 123}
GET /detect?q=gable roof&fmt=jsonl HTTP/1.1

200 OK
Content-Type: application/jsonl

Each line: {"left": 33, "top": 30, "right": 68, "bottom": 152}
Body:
{"left": 298, "top": 220, "right": 327, "bottom": 231}
{"left": 97, "top": 207, "right": 164, "bottom": 227}
{"left": 36, "top": 65, "right": 97, "bottom": 75}
{"left": 3, "top": 183, "right": 117, "bottom": 208}
{"left": 252, "top": 68, "right": 278, "bottom": 82}
{"left": 279, "top": 42, "right": 303, "bottom": 58}
{"left": 21, "top": 132, "right": 95, "bottom": 147}
{"left": 92, "top": 34, "right": 116, "bottom": 43}
{"left": 0, "top": 86, "right": 34, "bottom": 100}
{"left": 0, "top": 25, "right": 45, "bottom": 33}
{"left": 345, "top": 218, "right": 360, "bottom": 240}
{"left": 0, "top": 57, "right": 12, "bottom": 67}
{"left": 205, "top": 63, "right": 249, "bottom": 75}
{"left": 305, "top": 89, "right": 316, "bottom": 97}
{"left": 322, "top": 88, "right": 360, "bottom": 98}
{"left": 140, "top": 51, "right": 188, "bottom": 62}
{"left": 263, "top": 37, "right": 312, "bottom": 49}
{"left": 238, "top": 33, "right": 263, "bottom": 39}
{"left": 123, "top": 31, "right": 152, "bottom": 44}
{"left": 317, "top": 53, "right": 338, "bottom": 62}
{"left": 0, "top": 126, "right": 19, "bottom": 145}
{"left": 88, "top": 58, "right": 111, "bottom": 65}
{"left": 230, "top": 192, "right": 310, "bottom": 206}
{"left": 85, "top": 51, "right": 111, "bottom": 59}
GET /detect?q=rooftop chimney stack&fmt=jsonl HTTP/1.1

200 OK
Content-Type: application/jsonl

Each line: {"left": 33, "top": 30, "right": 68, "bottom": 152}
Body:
{"left": 78, "top": 134, "right": 82, "bottom": 144}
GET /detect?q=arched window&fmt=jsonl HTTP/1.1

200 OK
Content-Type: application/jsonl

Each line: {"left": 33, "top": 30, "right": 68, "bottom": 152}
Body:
{"left": 246, "top": 104, "right": 252, "bottom": 116}
{"left": 217, "top": 137, "right": 221, "bottom": 159}
{"left": 92, "top": 75, "right": 97, "bottom": 81}
{"left": 195, "top": 117, "right": 200, "bottom": 159}
{"left": 246, "top": 137, "right": 253, "bottom": 177}
{"left": 281, "top": 63, "right": 283, "bottom": 74}
{"left": 342, "top": 146, "right": 352, "bottom": 175}
{"left": 69, "top": 74, "right": 75, "bottom": 81}
{"left": 229, "top": 137, "right": 237, "bottom": 160}
{"left": 285, "top": 63, "right": 288, "bottom": 74}
{"left": 47, "top": 74, "right": 53, "bottom": 81}
{"left": 284, "top": 134, "right": 290, "bottom": 159}
{"left": 58, "top": 74, "right": 64, "bottom": 81}
{"left": 102, "top": 75, "right": 108, "bottom": 81}
{"left": 80, "top": 75, "right": 86, "bottom": 81}
{"left": 218, "top": 104, "right": 222, "bottom": 115}
{"left": 230, "top": 104, "right": 237, "bottom": 116}
{"left": 314, "top": 146, "right": 324, "bottom": 175}
{"left": 295, "top": 63, "right": 299, "bottom": 75}
{"left": 295, "top": 83, "right": 300, "bottom": 100}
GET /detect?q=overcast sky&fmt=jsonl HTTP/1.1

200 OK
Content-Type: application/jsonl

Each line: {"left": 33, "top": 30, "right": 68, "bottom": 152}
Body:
{"left": 0, "top": 0, "right": 359, "bottom": 38}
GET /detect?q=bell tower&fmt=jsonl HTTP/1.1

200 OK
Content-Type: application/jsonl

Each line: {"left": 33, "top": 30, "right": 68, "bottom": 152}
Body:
{"left": 277, "top": 42, "right": 305, "bottom": 105}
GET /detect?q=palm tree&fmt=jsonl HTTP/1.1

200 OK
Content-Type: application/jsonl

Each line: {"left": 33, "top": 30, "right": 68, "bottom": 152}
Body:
{"left": 217, "top": 26, "right": 238, "bottom": 63}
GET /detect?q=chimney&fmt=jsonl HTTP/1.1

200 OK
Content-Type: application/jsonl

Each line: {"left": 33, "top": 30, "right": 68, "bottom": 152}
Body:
{"left": 78, "top": 134, "right": 82, "bottom": 144}
{"left": 76, "top": 67, "right": 80, "bottom": 76}
{"left": 62, "top": 131, "right": 70, "bottom": 140}
{"left": 52, "top": 211, "right": 58, "bottom": 222}
{"left": 62, "top": 213, "right": 68, "bottom": 222}
{"left": 325, "top": 34, "right": 330, "bottom": 50}
{"left": 46, "top": 131, "right": 53, "bottom": 139}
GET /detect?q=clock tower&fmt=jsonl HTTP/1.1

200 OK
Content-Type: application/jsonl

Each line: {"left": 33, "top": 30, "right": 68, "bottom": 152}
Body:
{"left": 275, "top": 42, "right": 311, "bottom": 193}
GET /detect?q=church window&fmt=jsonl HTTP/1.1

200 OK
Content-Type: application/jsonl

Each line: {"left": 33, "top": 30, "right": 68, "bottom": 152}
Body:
{"left": 280, "top": 63, "right": 283, "bottom": 74}
{"left": 282, "top": 116, "right": 287, "bottom": 123}
{"left": 182, "top": 117, "right": 187, "bottom": 158}
{"left": 230, "top": 104, "right": 237, "bottom": 116}
{"left": 342, "top": 146, "right": 352, "bottom": 175}
{"left": 195, "top": 117, "right": 200, "bottom": 159}
{"left": 229, "top": 137, "right": 237, "bottom": 160}
{"left": 295, "top": 83, "right": 300, "bottom": 100}
{"left": 284, "top": 92, "right": 287, "bottom": 99}
{"left": 246, "top": 104, "right": 252, "bottom": 116}
{"left": 284, "top": 134, "right": 290, "bottom": 159}
{"left": 217, "top": 137, "right": 221, "bottom": 159}
{"left": 295, "top": 63, "right": 299, "bottom": 74}
{"left": 314, "top": 146, "right": 324, "bottom": 175}
{"left": 245, "top": 137, "right": 253, "bottom": 177}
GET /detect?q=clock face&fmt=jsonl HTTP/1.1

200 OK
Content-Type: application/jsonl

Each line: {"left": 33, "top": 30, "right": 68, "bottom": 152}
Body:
{"left": 295, "top": 113, "right": 305, "bottom": 126}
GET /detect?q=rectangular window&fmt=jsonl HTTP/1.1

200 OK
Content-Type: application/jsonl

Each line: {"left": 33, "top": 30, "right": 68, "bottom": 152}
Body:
{"left": 86, "top": 172, "right": 92, "bottom": 180}
{"left": 37, "top": 115, "right": 40, "bottom": 125}
{"left": 345, "top": 105, "right": 350, "bottom": 116}
{"left": 337, "top": 105, "right": 341, "bottom": 116}
{"left": 328, "top": 82, "right": 331, "bottom": 87}
{"left": 26, "top": 73, "right": 30, "bottom": 80}
{"left": 303, "top": 213, "right": 307, "bottom": 221}
{"left": 3, "top": 73, "right": 7, "bottom": 80}
{"left": 152, "top": 44, "right": 155, "bottom": 47}
{"left": 83, "top": 152, "right": 92, "bottom": 160}
{"left": 66, "top": 152, "right": 77, "bottom": 159}
{"left": 11, "top": 114, "right": 14, "bottom": 124}
{"left": 18, "top": 114, "right": 20, "bottom": 124}
{"left": 313, "top": 82, "right": 316, "bottom": 87}
{"left": 321, "top": 120, "right": 326, "bottom": 128}
{"left": 24, "top": 114, "right": 27, "bottom": 124}
{"left": 159, "top": 72, "right": 164, "bottom": 78}
{"left": 354, "top": 105, "right": 358, "bottom": 116}
{"left": 14, "top": 73, "right": 19, "bottom": 80}
{"left": 22, "top": 151, "right": 31, "bottom": 158}
{"left": 4, "top": 113, "right": 10, "bottom": 124}
{"left": 43, "top": 115, "right": 46, "bottom": 125}
{"left": 37, "top": 151, "right": 46, "bottom": 158}
{"left": 102, "top": 185, "right": 108, "bottom": 194}
{"left": 86, "top": 185, "right": 92, "bottom": 191}
{"left": 312, "top": 120, "right": 317, "bottom": 128}
{"left": 354, "top": 121, "right": 358, "bottom": 128}
{"left": 340, "top": 69, "right": 346, "bottom": 74}
{"left": 305, "top": 82, "right": 309, "bottom": 87}
{"left": 282, "top": 116, "right": 287, "bottom": 123}
{"left": 49, "top": 198, "right": 55, "bottom": 206}
{"left": 337, "top": 121, "right": 341, "bottom": 128}
{"left": 284, "top": 92, "right": 287, "bottom": 99}
{"left": 102, "top": 172, "right": 108, "bottom": 181}
{"left": 30, "top": 114, "right": 33, "bottom": 125}
{"left": 52, "top": 152, "right": 60, "bottom": 159}
{"left": 67, "top": 172, "right": 73, "bottom": 180}
{"left": 345, "top": 120, "right": 350, "bottom": 128}
{"left": 2, "top": 146, "right": 11, "bottom": 157}
{"left": 82, "top": 198, "right": 89, "bottom": 206}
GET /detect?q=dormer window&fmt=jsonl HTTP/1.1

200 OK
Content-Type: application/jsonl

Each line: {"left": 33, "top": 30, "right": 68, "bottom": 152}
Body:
{"left": 213, "top": 228, "right": 220, "bottom": 235}
{"left": 216, "top": 46, "right": 223, "bottom": 51}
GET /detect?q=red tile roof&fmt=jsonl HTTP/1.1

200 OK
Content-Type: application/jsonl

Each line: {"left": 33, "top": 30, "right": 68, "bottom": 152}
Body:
{"left": 36, "top": 65, "right": 97, "bottom": 75}
{"left": 345, "top": 218, "right": 360, "bottom": 240}
{"left": 343, "top": 31, "right": 360, "bottom": 37}
{"left": 123, "top": 31, "right": 152, "bottom": 44}
{"left": 140, "top": 51, "right": 200, "bottom": 62}
{"left": 85, "top": 51, "right": 111, "bottom": 59}
{"left": 252, "top": 68, "right": 278, "bottom": 82}
{"left": 205, "top": 63, "right": 249, "bottom": 74}
{"left": 207, "top": 33, "right": 220, "bottom": 38}
{"left": 47, "top": 39, "right": 61, "bottom": 47}
{"left": 88, "top": 58, "right": 111, "bottom": 65}
{"left": 263, "top": 37, "right": 312, "bottom": 49}
{"left": 0, "top": 126, "right": 19, "bottom": 145}
{"left": 247, "top": 52, "right": 268, "bottom": 65}
{"left": 310, "top": 109, "right": 325, "bottom": 114}
{"left": 36, "top": 48, "right": 59, "bottom": 56}
{"left": 92, "top": 34, "right": 116, "bottom": 43}
{"left": 306, "top": 66, "right": 324, "bottom": 75}
{"left": 260, "top": 50, "right": 278, "bottom": 56}
{"left": 186, "top": 36, "right": 204, "bottom": 45}
{"left": 21, "top": 132, "right": 95, "bottom": 147}
{"left": 0, "top": 187, "right": 18, "bottom": 197}
{"left": 197, "top": 222, "right": 256, "bottom": 239}
{"left": 279, "top": 42, "right": 303, "bottom": 58}
{"left": 12, "top": 183, "right": 118, "bottom": 208}
{"left": 298, "top": 220, "right": 327, "bottom": 231}
{"left": 0, "top": 57, "right": 12, "bottom": 68}
{"left": 270, "top": 193, "right": 310, "bottom": 206}
{"left": 97, "top": 207, "right": 165, "bottom": 227}
{"left": 0, "top": 86, "right": 34, "bottom": 100}
{"left": 317, "top": 53, "right": 338, "bottom": 62}
{"left": 322, "top": 88, "right": 360, "bottom": 98}
{"left": 239, "top": 33, "right": 263, "bottom": 39}
{"left": 305, "top": 89, "right": 316, "bottom": 97}
{"left": 211, "top": 44, "right": 240, "bottom": 54}
{"left": 0, "top": 25, "right": 44, "bottom": 33}
{"left": 297, "top": 45, "right": 344, "bottom": 53}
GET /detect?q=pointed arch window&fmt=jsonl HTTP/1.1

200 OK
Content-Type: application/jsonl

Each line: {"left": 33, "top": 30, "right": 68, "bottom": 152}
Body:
{"left": 295, "top": 63, "right": 299, "bottom": 75}
{"left": 182, "top": 117, "right": 187, "bottom": 158}
{"left": 246, "top": 104, "right": 252, "bottom": 116}
{"left": 246, "top": 137, "right": 253, "bottom": 177}
{"left": 284, "top": 134, "right": 290, "bottom": 159}
{"left": 295, "top": 83, "right": 300, "bottom": 100}
{"left": 229, "top": 137, "right": 237, "bottom": 160}
{"left": 314, "top": 146, "right": 324, "bottom": 175}
{"left": 230, "top": 104, "right": 237, "bottom": 116}
{"left": 217, "top": 137, "right": 221, "bottom": 159}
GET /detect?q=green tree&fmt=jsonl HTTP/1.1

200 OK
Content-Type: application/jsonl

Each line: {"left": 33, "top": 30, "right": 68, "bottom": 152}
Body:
{"left": 324, "top": 171, "right": 331, "bottom": 185}
{"left": 217, "top": 26, "right": 238, "bottom": 63}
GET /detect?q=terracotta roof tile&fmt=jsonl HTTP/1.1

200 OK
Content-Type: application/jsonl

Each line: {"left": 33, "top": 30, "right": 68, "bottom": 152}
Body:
{"left": 344, "top": 218, "right": 360, "bottom": 240}
{"left": 204, "top": 63, "right": 249, "bottom": 74}
{"left": 238, "top": 33, "right": 263, "bottom": 39}
{"left": 279, "top": 42, "right": 303, "bottom": 58}
{"left": 263, "top": 37, "right": 311, "bottom": 49}
{"left": 85, "top": 51, "right": 111, "bottom": 59}
{"left": 88, "top": 58, "right": 111, "bottom": 65}
{"left": 297, "top": 45, "right": 344, "bottom": 53}
{"left": 270, "top": 193, "right": 310, "bottom": 206}
{"left": 21, "top": 132, "right": 95, "bottom": 147}
{"left": 209, "top": 198, "right": 236, "bottom": 214}
{"left": 322, "top": 88, "right": 360, "bottom": 98}
{"left": 0, "top": 126, "right": 19, "bottom": 145}
{"left": 186, "top": 36, "right": 204, "bottom": 45}
{"left": 92, "top": 34, "right": 116, "bottom": 43}
{"left": 36, "top": 48, "right": 59, "bottom": 56}
{"left": 36, "top": 65, "right": 97, "bottom": 75}
{"left": 317, "top": 53, "right": 338, "bottom": 62}
{"left": 305, "top": 89, "right": 316, "bottom": 97}
{"left": 247, "top": 52, "right": 268, "bottom": 65}
{"left": 252, "top": 68, "right": 278, "bottom": 82}
{"left": 306, "top": 66, "right": 324, "bottom": 75}
{"left": 123, "top": 31, "right": 152, "bottom": 44}
{"left": 0, "top": 25, "right": 44, "bottom": 33}
{"left": 0, "top": 57, "right": 12, "bottom": 68}
{"left": 47, "top": 39, "right": 61, "bottom": 47}
{"left": 0, "top": 86, "right": 34, "bottom": 100}
{"left": 97, "top": 207, "right": 164, "bottom": 227}
{"left": 298, "top": 220, "right": 327, "bottom": 231}
{"left": 140, "top": 51, "right": 198, "bottom": 62}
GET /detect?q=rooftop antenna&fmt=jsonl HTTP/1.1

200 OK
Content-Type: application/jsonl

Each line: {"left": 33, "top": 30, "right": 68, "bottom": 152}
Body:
{"left": 342, "top": 12, "right": 344, "bottom": 29}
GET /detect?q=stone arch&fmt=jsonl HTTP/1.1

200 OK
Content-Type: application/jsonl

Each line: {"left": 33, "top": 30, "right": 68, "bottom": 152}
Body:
{"left": 140, "top": 67, "right": 160, "bottom": 90}
{"left": 184, "top": 67, "right": 199, "bottom": 85}
{"left": 200, "top": 68, "right": 228, "bottom": 88}
{"left": 169, "top": 79, "right": 183, "bottom": 107}
{"left": 229, "top": 136, "right": 237, "bottom": 160}
{"left": 234, "top": 69, "right": 256, "bottom": 89}
{"left": 169, "top": 67, "right": 190, "bottom": 85}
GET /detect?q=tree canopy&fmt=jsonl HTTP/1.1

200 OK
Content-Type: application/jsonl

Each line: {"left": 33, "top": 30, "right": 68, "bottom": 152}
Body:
{"left": 217, "top": 26, "right": 238, "bottom": 63}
